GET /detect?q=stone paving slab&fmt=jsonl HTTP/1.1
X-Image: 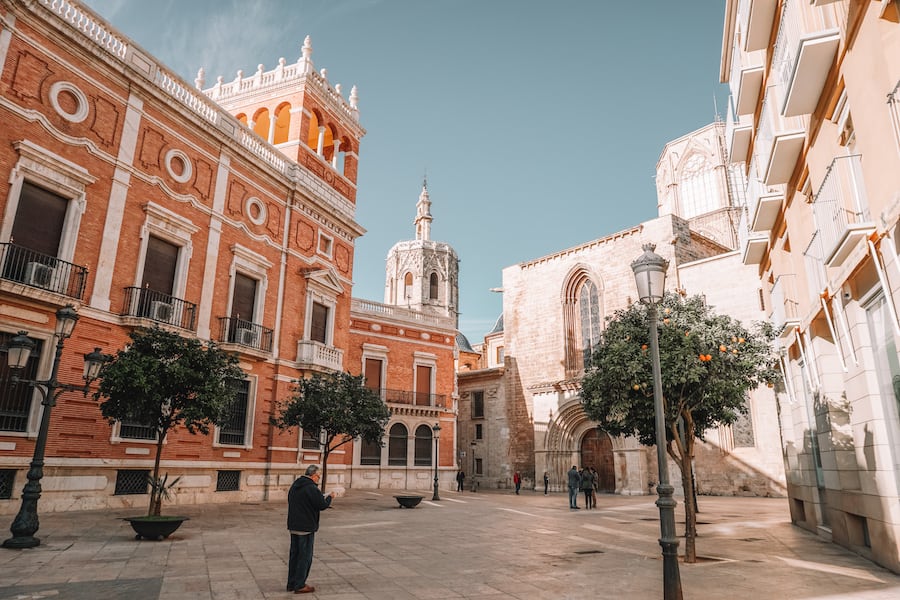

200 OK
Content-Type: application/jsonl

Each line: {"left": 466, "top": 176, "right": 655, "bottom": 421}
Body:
{"left": 0, "top": 489, "right": 898, "bottom": 599}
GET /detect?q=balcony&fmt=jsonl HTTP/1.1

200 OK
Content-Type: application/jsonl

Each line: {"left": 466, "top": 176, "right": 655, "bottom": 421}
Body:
{"left": 811, "top": 154, "right": 874, "bottom": 269}
{"left": 739, "top": 207, "right": 768, "bottom": 265}
{"left": 745, "top": 164, "right": 785, "bottom": 232}
{"left": 382, "top": 388, "right": 448, "bottom": 409}
{"left": 217, "top": 317, "right": 273, "bottom": 353}
{"left": 0, "top": 243, "right": 88, "bottom": 300}
{"left": 770, "top": 274, "right": 801, "bottom": 336}
{"left": 756, "top": 86, "right": 807, "bottom": 186}
{"left": 729, "top": 44, "right": 766, "bottom": 116}
{"left": 739, "top": 0, "right": 779, "bottom": 52}
{"left": 802, "top": 232, "right": 828, "bottom": 304}
{"left": 296, "top": 340, "right": 343, "bottom": 371}
{"left": 726, "top": 100, "right": 753, "bottom": 164}
{"left": 122, "top": 287, "right": 197, "bottom": 330}
{"left": 772, "top": 0, "right": 841, "bottom": 118}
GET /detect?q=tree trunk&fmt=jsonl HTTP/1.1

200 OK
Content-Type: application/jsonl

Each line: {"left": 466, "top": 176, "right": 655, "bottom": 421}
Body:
{"left": 680, "top": 425, "right": 697, "bottom": 563}
{"left": 149, "top": 433, "right": 165, "bottom": 516}
{"left": 320, "top": 447, "right": 330, "bottom": 492}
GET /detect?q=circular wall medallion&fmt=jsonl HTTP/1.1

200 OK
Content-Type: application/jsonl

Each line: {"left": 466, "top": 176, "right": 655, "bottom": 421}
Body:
{"left": 245, "top": 197, "right": 267, "bottom": 225}
{"left": 164, "top": 149, "right": 193, "bottom": 184}
{"left": 49, "top": 81, "right": 89, "bottom": 123}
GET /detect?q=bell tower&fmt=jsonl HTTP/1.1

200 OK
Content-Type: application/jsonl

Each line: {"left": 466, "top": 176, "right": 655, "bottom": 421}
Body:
{"left": 384, "top": 181, "right": 459, "bottom": 325}
{"left": 198, "top": 36, "right": 365, "bottom": 204}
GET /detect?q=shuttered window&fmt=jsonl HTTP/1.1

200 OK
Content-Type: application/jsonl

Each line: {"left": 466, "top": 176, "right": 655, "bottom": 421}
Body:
{"left": 364, "top": 358, "right": 382, "bottom": 392}
{"left": 142, "top": 236, "right": 178, "bottom": 295}
{"left": 310, "top": 302, "right": 328, "bottom": 344}
{"left": 415, "top": 365, "right": 432, "bottom": 406}
{"left": 11, "top": 182, "right": 67, "bottom": 256}
{"left": 231, "top": 273, "right": 257, "bottom": 320}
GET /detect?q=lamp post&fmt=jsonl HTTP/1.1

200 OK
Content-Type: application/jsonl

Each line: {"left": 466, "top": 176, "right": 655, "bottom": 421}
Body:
{"left": 3, "top": 305, "right": 106, "bottom": 549}
{"left": 631, "top": 243, "right": 683, "bottom": 600}
{"left": 431, "top": 422, "right": 441, "bottom": 501}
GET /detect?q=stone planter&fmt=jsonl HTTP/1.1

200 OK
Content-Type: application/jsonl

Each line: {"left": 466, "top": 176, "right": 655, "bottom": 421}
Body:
{"left": 124, "top": 516, "right": 189, "bottom": 540}
{"left": 393, "top": 495, "right": 424, "bottom": 508}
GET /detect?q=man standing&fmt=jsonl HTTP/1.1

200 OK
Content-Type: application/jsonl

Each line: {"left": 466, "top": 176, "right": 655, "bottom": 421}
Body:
{"left": 287, "top": 465, "right": 334, "bottom": 594}
{"left": 456, "top": 470, "right": 465, "bottom": 492}
{"left": 543, "top": 471, "right": 550, "bottom": 495}
{"left": 567, "top": 465, "right": 581, "bottom": 509}
{"left": 513, "top": 471, "right": 522, "bottom": 495}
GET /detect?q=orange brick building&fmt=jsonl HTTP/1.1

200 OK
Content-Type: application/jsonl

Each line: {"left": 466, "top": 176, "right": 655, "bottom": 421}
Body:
{"left": 0, "top": 0, "right": 457, "bottom": 514}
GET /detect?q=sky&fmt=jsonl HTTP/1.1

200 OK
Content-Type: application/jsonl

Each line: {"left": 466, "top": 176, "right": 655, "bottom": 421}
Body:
{"left": 81, "top": 0, "right": 730, "bottom": 343}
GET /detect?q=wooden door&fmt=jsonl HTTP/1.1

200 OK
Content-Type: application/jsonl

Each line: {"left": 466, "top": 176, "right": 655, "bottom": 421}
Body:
{"left": 581, "top": 429, "right": 615, "bottom": 492}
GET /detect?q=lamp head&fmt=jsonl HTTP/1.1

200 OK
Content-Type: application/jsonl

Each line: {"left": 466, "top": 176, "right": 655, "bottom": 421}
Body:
{"left": 631, "top": 243, "right": 668, "bottom": 304}
{"left": 6, "top": 332, "right": 35, "bottom": 370}
{"left": 432, "top": 422, "right": 441, "bottom": 439}
{"left": 55, "top": 305, "right": 79, "bottom": 339}
{"left": 83, "top": 347, "right": 107, "bottom": 381}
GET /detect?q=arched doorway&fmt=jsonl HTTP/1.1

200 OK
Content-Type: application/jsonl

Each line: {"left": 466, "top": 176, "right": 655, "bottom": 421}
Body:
{"left": 581, "top": 429, "right": 615, "bottom": 492}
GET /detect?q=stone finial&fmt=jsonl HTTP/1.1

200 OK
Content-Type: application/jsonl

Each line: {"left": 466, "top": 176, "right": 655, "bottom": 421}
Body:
{"left": 194, "top": 67, "right": 205, "bottom": 90}
{"left": 335, "top": 83, "right": 342, "bottom": 96}
{"left": 216, "top": 75, "right": 224, "bottom": 85}
{"left": 278, "top": 57, "right": 286, "bottom": 67}
{"left": 256, "top": 64, "right": 265, "bottom": 76}
{"left": 235, "top": 69, "right": 243, "bottom": 83}
{"left": 301, "top": 35, "right": 313, "bottom": 61}
{"left": 320, "top": 68, "right": 328, "bottom": 82}
{"left": 349, "top": 85, "right": 359, "bottom": 109}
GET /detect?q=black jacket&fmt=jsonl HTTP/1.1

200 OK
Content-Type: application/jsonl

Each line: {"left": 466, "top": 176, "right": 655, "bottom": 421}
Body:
{"left": 287, "top": 476, "right": 332, "bottom": 532}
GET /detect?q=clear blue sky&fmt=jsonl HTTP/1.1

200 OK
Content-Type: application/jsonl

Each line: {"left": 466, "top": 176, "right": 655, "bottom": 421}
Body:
{"left": 82, "top": 0, "right": 729, "bottom": 343}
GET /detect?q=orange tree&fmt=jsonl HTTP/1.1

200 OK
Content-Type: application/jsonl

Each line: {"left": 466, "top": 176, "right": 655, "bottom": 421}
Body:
{"left": 272, "top": 371, "right": 390, "bottom": 490}
{"left": 580, "top": 292, "right": 778, "bottom": 562}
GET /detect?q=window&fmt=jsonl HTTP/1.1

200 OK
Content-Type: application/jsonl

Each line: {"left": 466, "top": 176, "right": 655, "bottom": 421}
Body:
{"left": 678, "top": 153, "right": 722, "bottom": 219}
{"left": 0, "top": 469, "right": 14, "bottom": 499}
{"left": 118, "top": 421, "right": 157, "bottom": 441}
{"left": 474, "top": 458, "right": 483, "bottom": 475}
{"left": 301, "top": 429, "right": 320, "bottom": 450}
{"left": 580, "top": 280, "right": 602, "bottom": 368}
{"left": 217, "top": 379, "right": 250, "bottom": 446}
{"left": 310, "top": 301, "right": 329, "bottom": 344}
{"left": 414, "top": 424, "right": 433, "bottom": 466}
{"left": 403, "top": 273, "right": 413, "bottom": 301}
{"left": 429, "top": 272, "right": 439, "bottom": 300}
{"left": 10, "top": 182, "right": 67, "bottom": 257}
{"left": 563, "top": 269, "right": 603, "bottom": 375}
{"left": 496, "top": 346, "right": 504, "bottom": 364}
{"left": 142, "top": 236, "right": 179, "bottom": 296}
{"left": 115, "top": 470, "right": 150, "bottom": 495}
{"left": 732, "top": 398, "right": 755, "bottom": 448}
{"left": 471, "top": 390, "right": 484, "bottom": 419}
{"left": 360, "top": 438, "right": 381, "bottom": 465}
{"left": 475, "top": 423, "right": 483, "bottom": 440}
{"left": 317, "top": 232, "right": 333, "bottom": 258}
{"left": 866, "top": 294, "right": 900, "bottom": 468}
{"left": 0, "top": 332, "right": 43, "bottom": 432}
{"left": 216, "top": 470, "right": 241, "bottom": 492}
{"left": 364, "top": 358, "right": 383, "bottom": 393}
{"left": 388, "top": 423, "right": 408, "bottom": 466}
{"left": 227, "top": 273, "right": 259, "bottom": 345}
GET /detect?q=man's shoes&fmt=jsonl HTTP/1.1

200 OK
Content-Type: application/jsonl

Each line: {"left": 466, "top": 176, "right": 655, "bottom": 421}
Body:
{"left": 294, "top": 585, "right": 315, "bottom": 594}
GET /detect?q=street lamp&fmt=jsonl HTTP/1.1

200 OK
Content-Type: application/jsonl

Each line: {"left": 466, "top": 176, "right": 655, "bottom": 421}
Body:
{"left": 3, "top": 305, "right": 106, "bottom": 549}
{"left": 631, "top": 243, "right": 683, "bottom": 600}
{"left": 431, "top": 422, "right": 441, "bottom": 501}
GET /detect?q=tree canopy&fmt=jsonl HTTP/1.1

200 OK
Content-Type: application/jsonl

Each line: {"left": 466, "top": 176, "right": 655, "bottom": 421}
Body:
{"left": 272, "top": 371, "right": 391, "bottom": 490}
{"left": 94, "top": 326, "right": 244, "bottom": 515}
{"left": 580, "top": 292, "right": 778, "bottom": 560}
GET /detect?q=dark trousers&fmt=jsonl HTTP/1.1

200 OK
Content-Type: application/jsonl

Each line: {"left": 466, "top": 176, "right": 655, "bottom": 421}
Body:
{"left": 287, "top": 532, "right": 315, "bottom": 591}
{"left": 543, "top": 479, "right": 549, "bottom": 494}
{"left": 457, "top": 480, "right": 464, "bottom": 491}
{"left": 515, "top": 482, "right": 521, "bottom": 494}
{"left": 583, "top": 489, "right": 594, "bottom": 509}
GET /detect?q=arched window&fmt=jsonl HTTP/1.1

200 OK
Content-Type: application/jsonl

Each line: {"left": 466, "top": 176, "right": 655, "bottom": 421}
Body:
{"left": 562, "top": 269, "right": 603, "bottom": 376}
{"left": 252, "top": 107, "right": 270, "bottom": 141}
{"left": 403, "top": 273, "right": 413, "bottom": 301}
{"left": 414, "top": 424, "right": 433, "bottom": 466}
{"left": 307, "top": 112, "right": 320, "bottom": 151}
{"left": 429, "top": 272, "right": 439, "bottom": 300}
{"left": 678, "top": 153, "right": 722, "bottom": 219}
{"left": 388, "top": 423, "right": 408, "bottom": 466}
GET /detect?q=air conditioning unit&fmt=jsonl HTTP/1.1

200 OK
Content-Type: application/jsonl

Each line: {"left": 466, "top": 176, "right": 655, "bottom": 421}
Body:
{"left": 149, "top": 301, "right": 174, "bottom": 323}
{"left": 24, "top": 262, "right": 54, "bottom": 288}
{"left": 236, "top": 328, "right": 257, "bottom": 346}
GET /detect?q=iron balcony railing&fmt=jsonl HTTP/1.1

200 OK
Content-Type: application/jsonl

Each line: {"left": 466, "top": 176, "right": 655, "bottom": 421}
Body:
{"left": 811, "top": 154, "right": 871, "bottom": 265}
{"left": 802, "top": 231, "right": 827, "bottom": 304}
{"left": 380, "top": 388, "right": 447, "bottom": 408}
{"left": 122, "top": 287, "right": 197, "bottom": 330}
{"left": 0, "top": 243, "right": 88, "bottom": 300}
{"left": 770, "top": 274, "right": 801, "bottom": 333}
{"left": 217, "top": 317, "right": 273, "bottom": 353}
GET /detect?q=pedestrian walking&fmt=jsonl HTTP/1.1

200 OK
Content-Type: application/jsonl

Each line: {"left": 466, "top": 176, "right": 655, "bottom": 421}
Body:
{"left": 591, "top": 466, "right": 600, "bottom": 504}
{"left": 567, "top": 465, "right": 581, "bottom": 509}
{"left": 543, "top": 471, "right": 549, "bottom": 495}
{"left": 513, "top": 471, "right": 522, "bottom": 494}
{"left": 456, "top": 470, "right": 465, "bottom": 492}
{"left": 580, "top": 466, "right": 595, "bottom": 509}
{"left": 286, "top": 465, "right": 334, "bottom": 594}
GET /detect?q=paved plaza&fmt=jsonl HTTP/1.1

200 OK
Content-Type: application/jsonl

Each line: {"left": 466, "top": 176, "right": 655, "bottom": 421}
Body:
{"left": 0, "top": 488, "right": 898, "bottom": 599}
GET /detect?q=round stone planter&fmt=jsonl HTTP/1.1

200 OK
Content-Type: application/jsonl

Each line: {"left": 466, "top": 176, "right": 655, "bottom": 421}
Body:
{"left": 124, "top": 516, "right": 189, "bottom": 540}
{"left": 393, "top": 495, "right": 424, "bottom": 508}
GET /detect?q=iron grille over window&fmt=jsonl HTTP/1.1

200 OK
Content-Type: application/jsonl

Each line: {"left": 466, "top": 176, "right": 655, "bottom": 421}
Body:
{"left": 301, "top": 429, "right": 320, "bottom": 450}
{"left": 115, "top": 469, "right": 150, "bottom": 495}
{"left": 0, "top": 332, "right": 43, "bottom": 432}
{"left": 360, "top": 438, "right": 381, "bottom": 465}
{"left": 0, "top": 469, "right": 15, "bottom": 499}
{"left": 216, "top": 470, "right": 240, "bottom": 491}
{"left": 388, "top": 423, "right": 407, "bottom": 466}
{"left": 119, "top": 421, "right": 157, "bottom": 440}
{"left": 218, "top": 379, "right": 249, "bottom": 446}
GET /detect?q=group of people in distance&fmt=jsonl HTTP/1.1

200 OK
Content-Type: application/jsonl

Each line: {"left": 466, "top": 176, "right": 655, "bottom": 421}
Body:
{"left": 567, "top": 465, "right": 601, "bottom": 509}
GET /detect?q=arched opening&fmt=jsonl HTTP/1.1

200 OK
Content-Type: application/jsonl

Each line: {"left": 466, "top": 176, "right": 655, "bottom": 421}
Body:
{"left": 413, "top": 424, "right": 433, "bottom": 466}
{"left": 388, "top": 423, "right": 408, "bottom": 466}
{"left": 307, "top": 111, "right": 320, "bottom": 151}
{"left": 562, "top": 268, "right": 603, "bottom": 376}
{"left": 403, "top": 273, "right": 413, "bottom": 301}
{"left": 429, "top": 272, "right": 439, "bottom": 300}
{"left": 273, "top": 102, "right": 291, "bottom": 144}
{"left": 252, "top": 107, "right": 270, "bottom": 141}
{"left": 235, "top": 113, "right": 248, "bottom": 126}
{"left": 581, "top": 429, "right": 615, "bottom": 493}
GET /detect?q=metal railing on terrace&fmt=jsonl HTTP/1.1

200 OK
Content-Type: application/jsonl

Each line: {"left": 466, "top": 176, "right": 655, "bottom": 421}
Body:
{"left": 122, "top": 287, "right": 197, "bottom": 330}
{"left": 217, "top": 317, "right": 274, "bottom": 353}
{"left": 381, "top": 388, "right": 447, "bottom": 409}
{"left": 770, "top": 273, "right": 801, "bottom": 334}
{"left": 802, "top": 232, "right": 828, "bottom": 305}
{"left": 811, "top": 155, "right": 871, "bottom": 264}
{"left": 0, "top": 243, "right": 88, "bottom": 300}
{"left": 351, "top": 298, "right": 456, "bottom": 329}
